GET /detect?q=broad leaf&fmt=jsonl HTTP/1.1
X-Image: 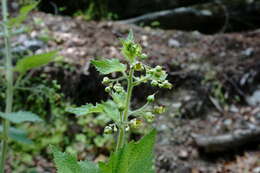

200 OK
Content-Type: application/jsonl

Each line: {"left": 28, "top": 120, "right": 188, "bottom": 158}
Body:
{"left": 91, "top": 59, "right": 126, "bottom": 75}
{"left": 99, "top": 129, "right": 156, "bottom": 173}
{"left": 0, "top": 111, "right": 43, "bottom": 124}
{"left": 101, "top": 100, "right": 120, "bottom": 123}
{"left": 51, "top": 146, "right": 100, "bottom": 173}
{"left": 15, "top": 51, "right": 57, "bottom": 73}
{"left": 66, "top": 103, "right": 104, "bottom": 116}
{"left": 0, "top": 126, "right": 33, "bottom": 144}
{"left": 8, "top": 2, "right": 38, "bottom": 27}
{"left": 67, "top": 101, "right": 120, "bottom": 123}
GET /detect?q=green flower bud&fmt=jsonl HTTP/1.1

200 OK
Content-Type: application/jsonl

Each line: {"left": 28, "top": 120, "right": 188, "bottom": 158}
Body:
{"left": 102, "top": 77, "right": 110, "bottom": 85}
{"left": 118, "top": 104, "right": 125, "bottom": 112}
{"left": 153, "top": 106, "right": 166, "bottom": 114}
{"left": 125, "top": 125, "right": 130, "bottom": 132}
{"left": 113, "top": 125, "right": 118, "bottom": 132}
{"left": 105, "top": 86, "right": 111, "bottom": 92}
{"left": 155, "top": 65, "right": 162, "bottom": 72}
{"left": 130, "top": 118, "right": 142, "bottom": 129}
{"left": 144, "top": 112, "right": 155, "bottom": 123}
{"left": 104, "top": 126, "right": 113, "bottom": 134}
{"left": 140, "top": 53, "right": 148, "bottom": 59}
{"left": 162, "top": 80, "right": 172, "bottom": 89}
{"left": 113, "top": 83, "right": 124, "bottom": 93}
{"left": 151, "top": 80, "right": 158, "bottom": 86}
{"left": 158, "top": 83, "right": 164, "bottom": 88}
{"left": 147, "top": 94, "right": 155, "bottom": 102}
{"left": 134, "top": 62, "right": 144, "bottom": 71}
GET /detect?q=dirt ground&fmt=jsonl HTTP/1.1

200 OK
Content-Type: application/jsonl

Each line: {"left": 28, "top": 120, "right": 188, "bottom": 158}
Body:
{"left": 8, "top": 12, "right": 260, "bottom": 172}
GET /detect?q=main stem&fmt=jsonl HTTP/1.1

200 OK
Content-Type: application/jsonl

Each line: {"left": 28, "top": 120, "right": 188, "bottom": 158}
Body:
{"left": 1, "top": 0, "right": 14, "bottom": 171}
{"left": 116, "top": 67, "right": 134, "bottom": 151}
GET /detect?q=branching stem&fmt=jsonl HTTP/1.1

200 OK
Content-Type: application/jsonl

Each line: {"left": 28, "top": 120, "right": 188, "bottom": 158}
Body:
{"left": 116, "top": 67, "right": 134, "bottom": 151}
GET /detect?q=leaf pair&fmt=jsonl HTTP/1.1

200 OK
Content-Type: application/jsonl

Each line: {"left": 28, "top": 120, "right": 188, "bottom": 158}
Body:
{"left": 52, "top": 130, "right": 156, "bottom": 173}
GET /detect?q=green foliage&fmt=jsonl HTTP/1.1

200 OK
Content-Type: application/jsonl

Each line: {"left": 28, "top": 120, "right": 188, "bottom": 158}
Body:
{"left": 91, "top": 59, "right": 126, "bottom": 75}
{"left": 99, "top": 130, "right": 156, "bottom": 173}
{"left": 0, "top": 126, "right": 33, "bottom": 144}
{"left": 52, "top": 146, "right": 100, "bottom": 173}
{"left": 53, "top": 30, "right": 172, "bottom": 172}
{"left": 0, "top": 111, "right": 42, "bottom": 124}
{"left": 52, "top": 130, "right": 156, "bottom": 173}
{"left": 15, "top": 51, "right": 58, "bottom": 74}
{"left": 8, "top": 2, "right": 38, "bottom": 28}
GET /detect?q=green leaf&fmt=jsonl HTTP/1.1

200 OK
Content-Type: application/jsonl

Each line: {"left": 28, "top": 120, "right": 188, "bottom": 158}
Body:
{"left": 66, "top": 103, "right": 104, "bottom": 116}
{"left": 51, "top": 146, "right": 100, "bottom": 173}
{"left": 79, "top": 161, "right": 100, "bottom": 173}
{"left": 91, "top": 59, "right": 126, "bottom": 75}
{"left": 8, "top": 2, "right": 38, "bottom": 27}
{"left": 0, "top": 111, "right": 43, "bottom": 124}
{"left": 0, "top": 126, "right": 33, "bottom": 144}
{"left": 102, "top": 100, "right": 120, "bottom": 123}
{"left": 126, "top": 30, "right": 134, "bottom": 42}
{"left": 99, "top": 130, "right": 156, "bottom": 173}
{"left": 15, "top": 51, "right": 57, "bottom": 73}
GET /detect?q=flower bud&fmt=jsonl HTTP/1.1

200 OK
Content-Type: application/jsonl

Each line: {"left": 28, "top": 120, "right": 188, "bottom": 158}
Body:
{"left": 113, "top": 83, "right": 124, "bottom": 93}
{"left": 140, "top": 53, "right": 148, "bottom": 59}
{"left": 125, "top": 125, "right": 130, "bottom": 132}
{"left": 104, "top": 126, "right": 113, "bottom": 134}
{"left": 147, "top": 94, "right": 155, "bottom": 102}
{"left": 130, "top": 118, "right": 142, "bottom": 129}
{"left": 134, "top": 62, "right": 144, "bottom": 71}
{"left": 151, "top": 80, "right": 158, "bottom": 87}
{"left": 162, "top": 80, "right": 172, "bottom": 89}
{"left": 153, "top": 106, "right": 166, "bottom": 114}
{"left": 105, "top": 86, "right": 111, "bottom": 92}
{"left": 155, "top": 65, "right": 162, "bottom": 72}
{"left": 118, "top": 104, "right": 125, "bottom": 112}
{"left": 113, "top": 125, "right": 118, "bottom": 132}
{"left": 144, "top": 112, "right": 155, "bottom": 123}
{"left": 102, "top": 77, "right": 110, "bottom": 85}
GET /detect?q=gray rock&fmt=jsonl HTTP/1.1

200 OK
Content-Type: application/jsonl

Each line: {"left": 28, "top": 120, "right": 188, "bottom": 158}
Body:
{"left": 246, "top": 90, "right": 260, "bottom": 106}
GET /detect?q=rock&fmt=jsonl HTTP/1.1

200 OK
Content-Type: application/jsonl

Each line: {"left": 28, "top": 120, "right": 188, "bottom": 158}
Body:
{"left": 178, "top": 150, "right": 189, "bottom": 160}
{"left": 168, "top": 39, "right": 181, "bottom": 48}
{"left": 246, "top": 90, "right": 260, "bottom": 106}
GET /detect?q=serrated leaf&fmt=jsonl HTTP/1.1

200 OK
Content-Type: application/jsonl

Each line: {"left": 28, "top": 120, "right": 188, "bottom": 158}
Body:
{"left": 99, "top": 130, "right": 156, "bottom": 173}
{"left": 0, "top": 111, "right": 43, "bottom": 124}
{"left": 15, "top": 51, "right": 57, "bottom": 73}
{"left": 0, "top": 126, "right": 33, "bottom": 144}
{"left": 66, "top": 103, "right": 104, "bottom": 116}
{"left": 51, "top": 146, "right": 100, "bottom": 173}
{"left": 102, "top": 100, "right": 120, "bottom": 123}
{"left": 91, "top": 59, "right": 126, "bottom": 75}
{"left": 8, "top": 2, "right": 38, "bottom": 27}
{"left": 79, "top": 161, "right": 100, "bottom": 173}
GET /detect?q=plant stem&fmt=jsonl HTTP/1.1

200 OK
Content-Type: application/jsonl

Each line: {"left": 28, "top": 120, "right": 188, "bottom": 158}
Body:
{"left": 116, "top": 67, "right": 134, "bottom": 151}
{"left": 1, "top": 0, "right": 14, "bottom": 171}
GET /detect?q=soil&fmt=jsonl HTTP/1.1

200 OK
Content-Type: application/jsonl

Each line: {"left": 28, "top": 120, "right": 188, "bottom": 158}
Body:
{"left": 6, "top": 12, "right": 260, "bottom": 172}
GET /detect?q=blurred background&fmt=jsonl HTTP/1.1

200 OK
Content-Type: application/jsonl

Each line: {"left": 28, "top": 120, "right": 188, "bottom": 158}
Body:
{"left": 1, "top": 0, "right": 260, "bottom": 172}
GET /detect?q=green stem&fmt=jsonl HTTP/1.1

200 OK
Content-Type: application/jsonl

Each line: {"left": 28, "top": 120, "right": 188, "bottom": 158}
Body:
{"left": 115, "top": 67, "right": 134, "bottom": 151}
{"left": 1, "top": 0, "right": 14, "bottom": 171}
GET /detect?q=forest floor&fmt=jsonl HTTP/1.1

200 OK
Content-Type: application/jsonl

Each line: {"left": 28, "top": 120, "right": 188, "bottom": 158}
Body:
{"left": 9, "top": 12, "right": 260, "bottom": 172}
